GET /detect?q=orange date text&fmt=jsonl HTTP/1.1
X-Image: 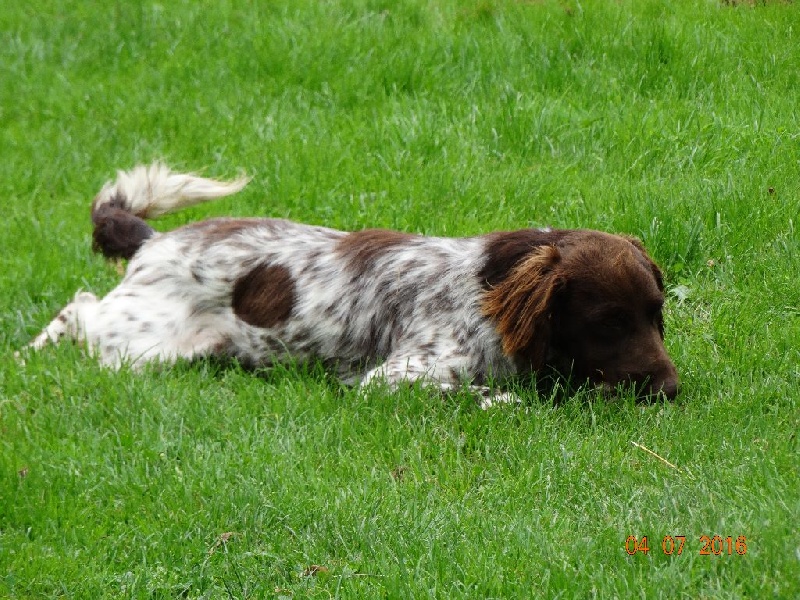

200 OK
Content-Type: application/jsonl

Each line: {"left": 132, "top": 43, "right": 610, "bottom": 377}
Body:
{"left": 625, "top": 535, "right": 747, "bottom": 556}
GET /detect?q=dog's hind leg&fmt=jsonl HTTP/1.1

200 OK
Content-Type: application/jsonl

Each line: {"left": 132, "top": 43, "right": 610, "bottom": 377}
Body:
{"left": 27, "top": 291, "right": 99, "bottom": 351}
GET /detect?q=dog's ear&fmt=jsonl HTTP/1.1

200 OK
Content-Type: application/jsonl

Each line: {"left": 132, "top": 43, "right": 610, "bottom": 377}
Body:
{"left": 625, "top": 235, "right": 667, "bottom": 338}
{"left": 481, "top": 245, "right": 563, "bottom": 369}
{"left": 625, "top": 236, "right": 664, "bottom": 291}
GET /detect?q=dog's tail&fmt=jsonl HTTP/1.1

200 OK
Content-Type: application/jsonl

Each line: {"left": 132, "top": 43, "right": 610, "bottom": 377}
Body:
{"left": 91, "top": 163, "right": 249, "bottom": 260}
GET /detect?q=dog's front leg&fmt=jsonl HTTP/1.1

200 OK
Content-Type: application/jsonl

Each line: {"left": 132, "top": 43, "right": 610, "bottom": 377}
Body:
{"left": 359, "top": 353, "right": 520, "bottom": 409}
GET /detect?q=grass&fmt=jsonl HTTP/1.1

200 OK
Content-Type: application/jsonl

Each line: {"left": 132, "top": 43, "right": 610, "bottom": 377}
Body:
{"left": 1, "top": 0, "right": 798, "bottom": 597}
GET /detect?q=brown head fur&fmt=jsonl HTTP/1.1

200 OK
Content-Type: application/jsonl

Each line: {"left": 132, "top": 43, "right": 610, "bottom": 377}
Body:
{"left": 480, "top": 229, "right": 679, "bottom": 399}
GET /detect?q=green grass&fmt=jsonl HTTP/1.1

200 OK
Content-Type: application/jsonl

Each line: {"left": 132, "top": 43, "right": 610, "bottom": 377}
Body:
{"left": 1, "top": 0, "right": 799, "bottom": 597}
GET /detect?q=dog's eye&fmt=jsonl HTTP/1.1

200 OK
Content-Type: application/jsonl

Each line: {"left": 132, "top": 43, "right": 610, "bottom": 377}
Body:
{"left": 590, "top": 311, "right": 630, "bottom": 338}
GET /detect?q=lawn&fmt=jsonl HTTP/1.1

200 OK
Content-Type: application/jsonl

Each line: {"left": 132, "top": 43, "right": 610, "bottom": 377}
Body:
{"left": 1, "top": 0, "right": 798, "bottom": 597}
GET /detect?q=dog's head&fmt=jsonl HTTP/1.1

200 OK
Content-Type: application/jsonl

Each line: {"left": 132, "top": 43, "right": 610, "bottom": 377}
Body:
{"left": 481, "top": 229, "right": 679, "bottom": 400}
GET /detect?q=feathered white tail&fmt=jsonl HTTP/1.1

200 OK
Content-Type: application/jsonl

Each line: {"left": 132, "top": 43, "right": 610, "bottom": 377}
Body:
{"left": 92, "top": 162, "right": 250, "bottom": 218}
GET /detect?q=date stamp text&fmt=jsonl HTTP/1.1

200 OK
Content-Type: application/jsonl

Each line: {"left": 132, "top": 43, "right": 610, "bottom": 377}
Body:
{"left": 625, "top": 535, "right": 748, "bottom": 556}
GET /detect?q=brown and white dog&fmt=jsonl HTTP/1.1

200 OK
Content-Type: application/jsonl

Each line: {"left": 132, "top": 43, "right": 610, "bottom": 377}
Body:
{"left": 26, "top": 164, "right": 679, "bottom": 404}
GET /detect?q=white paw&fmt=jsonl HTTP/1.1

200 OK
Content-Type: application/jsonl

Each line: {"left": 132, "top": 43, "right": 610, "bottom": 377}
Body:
{"left": 74, "top": 291, "right": 98, "bottom": 303}
{"left": 478, "top": 391, "right": 522, "bottom": 410}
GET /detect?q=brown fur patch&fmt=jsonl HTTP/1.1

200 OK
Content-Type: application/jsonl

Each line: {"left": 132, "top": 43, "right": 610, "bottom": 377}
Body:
{"left": 179, "top": 218, "right": 275, "bottom": 245}
{"left": 232, "top": 264, "right": 296, "bottom": 328}
{"left": 478, "top": 229, "right": 569, "bottom": 288}
{"left": 481, "top": 245, "right": 562, "bottom": 366}
{"left": 336, "top": 229, "right": 417, "bottom": 271}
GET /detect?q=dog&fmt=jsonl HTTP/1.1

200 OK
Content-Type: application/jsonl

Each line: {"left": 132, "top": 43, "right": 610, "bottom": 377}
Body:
{"left": 25, "top": 163, "right": 679, "bottom": 404}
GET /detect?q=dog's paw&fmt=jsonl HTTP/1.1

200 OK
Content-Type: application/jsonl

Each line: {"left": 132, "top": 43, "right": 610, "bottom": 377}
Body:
{"left": 13, "top": 349, "right": 27, "bottom": 367}
{"left": 73, "top": 291, "right": 98, "bottom": 303}
{"left": 477, "top": 389, "right": 522, "bottom": 410}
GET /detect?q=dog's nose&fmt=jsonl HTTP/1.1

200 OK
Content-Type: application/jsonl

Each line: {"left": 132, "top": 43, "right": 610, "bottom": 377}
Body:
{"left": 647, "top": 366, "right": 679, "bottom": 400}
{"left": 630, "top": 368, "right": 678, "bottom": 401}
{"left": 657, "top": 377, "right": 679, "bottom": 400}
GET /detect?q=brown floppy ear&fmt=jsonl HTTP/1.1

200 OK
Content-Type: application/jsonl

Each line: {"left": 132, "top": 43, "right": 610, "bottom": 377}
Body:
{"left": 625, "top": 236, "right": 664, "bottom": 291}
{"left": 481, "top": 245, "right": 562, "bottom": 369}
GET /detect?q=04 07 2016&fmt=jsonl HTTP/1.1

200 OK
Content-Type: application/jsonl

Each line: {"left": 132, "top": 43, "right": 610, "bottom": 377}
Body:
{"left": 625, "top": 535, "right": 748, "bottom": 556}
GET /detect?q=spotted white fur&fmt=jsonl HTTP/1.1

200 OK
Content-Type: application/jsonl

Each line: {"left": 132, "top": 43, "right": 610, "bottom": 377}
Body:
{"left": 27, "top": 165, "right": 519, "bottom": 401}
